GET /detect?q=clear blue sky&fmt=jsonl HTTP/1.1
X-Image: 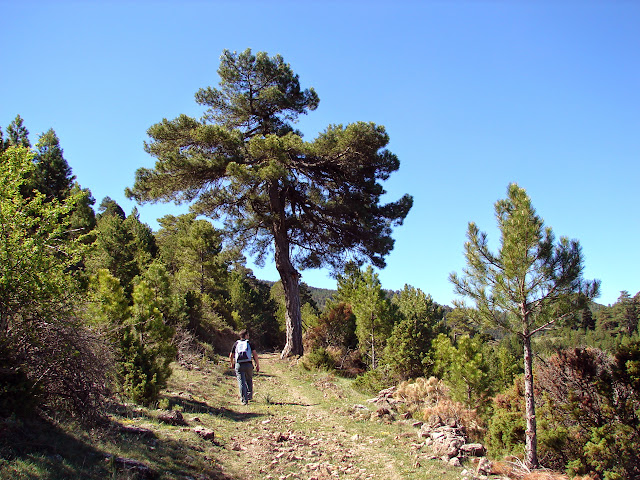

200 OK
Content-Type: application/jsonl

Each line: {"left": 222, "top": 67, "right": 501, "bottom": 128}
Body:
{"left": 2, "top": 1, "right": 638, "bottom": 307}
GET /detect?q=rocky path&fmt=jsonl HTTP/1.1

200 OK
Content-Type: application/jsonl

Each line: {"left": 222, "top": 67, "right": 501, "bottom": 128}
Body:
{"left": 214, "top": 353, "right": 457, "bottom": 480}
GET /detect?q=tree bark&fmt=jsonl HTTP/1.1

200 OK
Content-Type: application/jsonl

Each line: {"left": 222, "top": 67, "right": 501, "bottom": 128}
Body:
{"left": 523, "top": 331, "right": 539, "bottom": 469}
{"left": 270, "top": 183, "right": 303, "bottom": 358}
{"left": 278, "top": 263, "right": 302, "bottom": 358}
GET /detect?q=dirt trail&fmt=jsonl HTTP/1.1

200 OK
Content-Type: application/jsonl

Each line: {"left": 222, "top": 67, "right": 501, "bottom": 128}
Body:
{"left": 216, "top": 353, "right": 440, "bottom": 480}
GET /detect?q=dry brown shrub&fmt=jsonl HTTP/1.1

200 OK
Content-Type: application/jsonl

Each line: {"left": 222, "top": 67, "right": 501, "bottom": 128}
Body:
{"left": 394, "top": 377, "right": 484, "bottom": 439}
{"left": 522, "top": 472, "right": 569, "bottom": 480}
{"left": 394, "top": 376, "right": 448, "bottom": 407}
{"left": 174, "top": 326, "right": 210, "bottom": 366}
{"left": 491, "top": 459, "right": 575, "bottom": 480}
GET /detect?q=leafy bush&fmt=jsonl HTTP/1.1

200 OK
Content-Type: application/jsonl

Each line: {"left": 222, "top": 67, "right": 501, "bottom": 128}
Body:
{"left": 352, "top": 366, "right": 395, "bottom": 395}
{"left": 485, "top": 376, "right": 526, "bottom": 458}
{"left": 302, "top": 347, "right": 336, "bottom": 371}
{"left": 119, "top": 280, "right": 176, "bottom": 405}
{"left": 303, "top": 302, "right": 357, "bottom": 352}
{"left": 0, "top": 147, "right": 110, "bottom": 421}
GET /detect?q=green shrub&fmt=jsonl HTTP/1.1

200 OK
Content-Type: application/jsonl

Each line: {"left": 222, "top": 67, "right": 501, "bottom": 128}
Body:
{"left": 536, "top": 345, "right": 640, "bottom": 479}
{"left": 485, "top": 376, "right": 526, "bottom": 458}
{"left": 486, "top": 411, "right": 525, "bottom": 458}
{"left": 302, "top": 347, "right": 336, "bottom": 371}
{"left": 352, "top": 366, "right": 394, "bottom": 395}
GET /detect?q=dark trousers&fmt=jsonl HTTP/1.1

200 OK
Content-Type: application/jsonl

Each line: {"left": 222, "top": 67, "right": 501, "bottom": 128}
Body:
{"left": 235, "top": 362, "right": 253, "bottom": 403}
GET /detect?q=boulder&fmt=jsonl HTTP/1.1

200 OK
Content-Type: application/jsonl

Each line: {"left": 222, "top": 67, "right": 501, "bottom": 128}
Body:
{"left": 460, "top": 443, "right": 486, "bottom": 457}
{"left": 157, "top": 410, "right": 187, "bottom": 426}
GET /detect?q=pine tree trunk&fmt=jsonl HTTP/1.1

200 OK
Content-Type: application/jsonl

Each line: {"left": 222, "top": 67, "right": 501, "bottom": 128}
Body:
{"left": 270, "top": 183, "right": 303, "bottom": 358}
{"left": 523, "top": 332, "right": 539, "bottom": 469}
{"left": 279, "top": 267, "right": 302, "bottom": 358}
{"left": 370, "top": 321, "right": 376, "bottom": 369}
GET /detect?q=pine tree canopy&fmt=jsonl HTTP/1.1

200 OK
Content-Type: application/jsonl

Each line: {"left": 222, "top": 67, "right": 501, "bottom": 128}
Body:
{"left": 126, "top": 49, "right": 412, "bottom": 273}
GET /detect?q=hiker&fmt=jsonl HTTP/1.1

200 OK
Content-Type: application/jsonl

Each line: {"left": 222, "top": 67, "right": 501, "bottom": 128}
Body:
{"left": 229, "top": 329, "right": 260, "bottom": 405}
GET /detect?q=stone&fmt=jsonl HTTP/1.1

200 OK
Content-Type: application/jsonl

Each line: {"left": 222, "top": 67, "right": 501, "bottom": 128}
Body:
{"left": 448, "top": 456, "right": 462, "bottom": 467}
{"left": 105, "top": 455, "right": 155, "bottom": 479}
{"left": 193, "top": 426, "right": 215, "bottom": 441}
{"left": 460, "top": 443, "right": 486, "bottom": 457}
{"left": 118, "top": 425, "right": 153, "bottom": 436}
{"left": 476, "top": 457, "right": 492, "bottom": 475}
{"left": 157, "top": 410, "right": 187, "bottom": 426}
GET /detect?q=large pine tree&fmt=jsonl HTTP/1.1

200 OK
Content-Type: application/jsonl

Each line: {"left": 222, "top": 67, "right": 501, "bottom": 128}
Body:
{"left": 127, "top": 49, "right": 412, "bottom": 357}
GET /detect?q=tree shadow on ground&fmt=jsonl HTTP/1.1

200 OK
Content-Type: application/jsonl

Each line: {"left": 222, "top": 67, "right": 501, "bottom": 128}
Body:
{"left": 164, "top": 394, "right": 264, "bottom": 422}
{"left": 0, "top": 412, "right": 239, "bottom": 479}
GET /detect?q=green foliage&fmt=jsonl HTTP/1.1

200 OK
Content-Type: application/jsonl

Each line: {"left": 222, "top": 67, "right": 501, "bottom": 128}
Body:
{"left": 483, "top": 341, "right": 521, "bottom": 395}
{"left": 85, "top": 269, "right": 129, "bottom": 334}
{"left": 228, "top": 270, "right": 280, "bottom": 349}
{"left": 450, "top": 183, "right": 600, "bottom": 339}
{"left": 86, "top": 269, "right": 176, "bottom": 405}
{"left": 5, "top": 114, "right": 30, "bottom": 148}
{"left": 33, "top": 128, "right": 75, "bottom": 201}
{"left": 302, "top": 347, "right": 336, "bottom": 371}
{"left": 535, "top": 345, "right": 640, "bottom": 479}
{"left": 382, "top": 285, "right": 445, "bottom": 380}
{"left": 352, "top": 365, "right": 395, "bottom": 395}
{"left": 0, "top": 147, "right": 108, "bottom": 419}
{"left": 125, "top": 208, "right": 158, "bottom": 273}
{"left": 119, "top": 280, "right": 176, "bottom": 405}
{"left": 342, "top": 266, "right": 396, "bottom": 369}
{"left": 449, "top": 183, "right": 600, "bottom": 468}
{"left": 86, "top": 200, "right": 140, "bottom": 296}
{"left": 485, "top": 377, "right": 526, "bottom": 458}
{"left": 156, "top": 214, "right": 226, "bottom": 295}
{"left": 432, "top": 334, "right": 493, "bottom": 411}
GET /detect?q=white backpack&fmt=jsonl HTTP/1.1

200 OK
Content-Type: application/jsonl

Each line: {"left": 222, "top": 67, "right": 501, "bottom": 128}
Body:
{"left": 235, "top": 340, "right": 252, "bottom": 363}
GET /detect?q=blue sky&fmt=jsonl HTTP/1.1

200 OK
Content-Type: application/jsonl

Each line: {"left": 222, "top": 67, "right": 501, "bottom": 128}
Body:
{"left": 1, "top": 1, "right": 638, "bottom": 306}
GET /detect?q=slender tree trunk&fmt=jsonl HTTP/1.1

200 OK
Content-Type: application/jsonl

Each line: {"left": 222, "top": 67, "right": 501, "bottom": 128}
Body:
{"left": 523, "top": 331, "right": 539, "bottom": 469}
{"left": 270, "top": 183, "right": 303, "bottom": 358}
{"left": 370, "top": 316, "right": 376, "bottom": 369}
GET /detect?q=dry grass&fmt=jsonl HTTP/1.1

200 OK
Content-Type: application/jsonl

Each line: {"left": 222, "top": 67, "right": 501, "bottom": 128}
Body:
{"left": 394, "top": 377, "right": 484, "bottom": 439}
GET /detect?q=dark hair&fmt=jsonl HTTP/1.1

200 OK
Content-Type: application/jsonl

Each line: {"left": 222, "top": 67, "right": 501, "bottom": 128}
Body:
{"left": 239, "top": 329, "right": 248, "bottom": 339}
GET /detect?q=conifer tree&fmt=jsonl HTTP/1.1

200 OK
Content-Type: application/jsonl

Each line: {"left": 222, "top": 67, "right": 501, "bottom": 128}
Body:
{"left": 384, "top": 285, "right": 444, "bottom": 379}
{"left": 86, "top": 198, "right": 140, "bottom": 296}
{"left": 34, "top": 129, "right": 75, "bottom": 201}
{"left": 450, "top": 183, "right": 600, "bottom": 469}
{"left": 5, "top": 115, "right": 30, "bottom": 148}
{"left": 349, "top": 266, "right": 395, "bottom": 369}
{"left": 127, "top": 49, "right": 412, "bottom": 357}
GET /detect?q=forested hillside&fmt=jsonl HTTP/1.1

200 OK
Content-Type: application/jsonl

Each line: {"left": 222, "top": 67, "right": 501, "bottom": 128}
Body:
{"left": 2, "top": 57, "right": 640, "bottom": 480}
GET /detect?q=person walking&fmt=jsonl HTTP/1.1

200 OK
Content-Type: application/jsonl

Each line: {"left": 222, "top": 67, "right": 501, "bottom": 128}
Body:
{"left": 229, "top": 329, "right": 259, "bottom": 405}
